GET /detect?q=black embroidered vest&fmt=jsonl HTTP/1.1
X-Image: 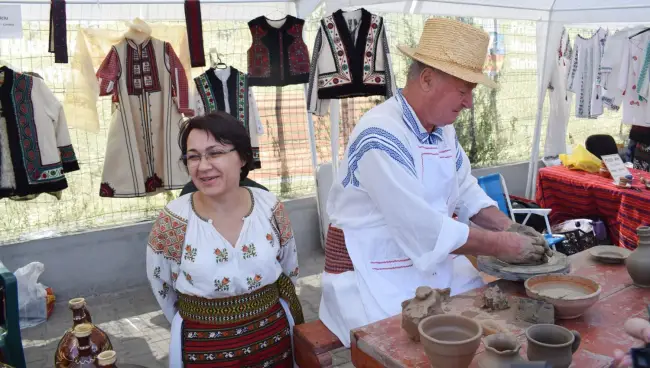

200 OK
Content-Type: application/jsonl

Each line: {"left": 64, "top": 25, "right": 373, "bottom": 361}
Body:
{"left": 316, "top": 9, "right": 392, "bottom": 100}
{"left": 194, "top": 67, "right": 261, "bottom": 168}
{"left": 247, "top": 15, "right": 310, "bottom": 87}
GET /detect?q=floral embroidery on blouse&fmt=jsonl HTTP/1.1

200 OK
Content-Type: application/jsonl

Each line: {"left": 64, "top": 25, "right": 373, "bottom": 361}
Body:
{"left": 171, "top": 272, "right": 178, "bottom": 282}
{"left": 242, "top": 244, "right": 257, "bottom": 259}
{"left": 183, "top": 271, "right": 194, "bottom": 285}
{"left": 266, "top": 233, "right": 273, "bottom": 245}
{"left": 214, "top": 277, "right": 231, "bottom": 292}
{"left": 214, "top": 248, "right": 229, "bottom": 263}
{"left": 289, "top": 267, "right": 299, "bottom": 278}
{"left": 184, "top": 244, "right": 197, "bottom": 262}
{"left": 153, "top": 266, "right": 161, "bottom": 279}
{"left": 247, "top": 274, "right": 262, "bottom": 290}
{"left": 158, "top": 282, "right": 170, "bottom": 298}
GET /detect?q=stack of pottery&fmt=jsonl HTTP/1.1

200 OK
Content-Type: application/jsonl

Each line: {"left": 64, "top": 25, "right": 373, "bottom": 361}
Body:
{"left": 627, "top": 226, "right": 650, "bottom": 288}
{"left": 55, "top": 298, "right": 113, "bottom": 367}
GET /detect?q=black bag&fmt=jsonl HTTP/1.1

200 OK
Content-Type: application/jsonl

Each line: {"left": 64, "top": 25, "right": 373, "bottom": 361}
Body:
{"left": 509, "top": 195, "right": 547, "bottom": 234}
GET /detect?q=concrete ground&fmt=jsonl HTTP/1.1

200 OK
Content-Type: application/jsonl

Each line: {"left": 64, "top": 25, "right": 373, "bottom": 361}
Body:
{"left": 21, "top": 252, "right": 354, "bottom": 367}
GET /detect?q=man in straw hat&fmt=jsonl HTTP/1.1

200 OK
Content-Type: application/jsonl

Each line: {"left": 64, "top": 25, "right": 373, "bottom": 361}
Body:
{"left": 319, "top": 17, "right": 551, "bottom": 347}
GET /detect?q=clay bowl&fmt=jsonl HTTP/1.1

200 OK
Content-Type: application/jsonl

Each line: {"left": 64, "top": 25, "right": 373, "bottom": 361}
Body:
{"left": 588, "top": 245, "right": 631, "bottom": 264}
{"left": 524, "top": 274, "right": 601, "bottom": 319}
{"left": 418, "top": 314, "right": 483, "bottom": 368}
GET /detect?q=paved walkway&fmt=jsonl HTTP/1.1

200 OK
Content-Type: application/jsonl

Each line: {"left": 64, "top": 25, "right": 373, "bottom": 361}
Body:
{"left": 21, "top": 252, "right": 353, "bottom": 367}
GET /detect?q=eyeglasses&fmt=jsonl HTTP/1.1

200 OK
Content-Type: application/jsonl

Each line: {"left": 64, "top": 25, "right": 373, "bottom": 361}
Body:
{"left": 184, "top": 148, "right": 236, "bottom": 167}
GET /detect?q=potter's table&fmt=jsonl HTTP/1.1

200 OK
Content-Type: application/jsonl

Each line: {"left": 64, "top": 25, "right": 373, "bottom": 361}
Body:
{"left": 350, "top": 251, "right": 649, "bottom": 367}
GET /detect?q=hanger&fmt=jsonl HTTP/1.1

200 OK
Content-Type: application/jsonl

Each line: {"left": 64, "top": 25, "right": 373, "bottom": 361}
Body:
{"left": 266, "top": 8, "right": 286, "bottom": 20}
{"left": 630, "top": 27, "right": 650, "bottom": 39}
{"left": 123, "top": 17, "right": 152, "bottom": 44}
{"left": 208, "top": 48, "right": 227, "bottom": 69}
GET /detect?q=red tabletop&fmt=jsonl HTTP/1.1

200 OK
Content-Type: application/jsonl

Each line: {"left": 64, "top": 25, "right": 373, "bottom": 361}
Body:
{"left": 349, "top": 251, "right": 649, "bottom": 368}
{"left": 536, "top": 165, "right": 650, "bottom": 250}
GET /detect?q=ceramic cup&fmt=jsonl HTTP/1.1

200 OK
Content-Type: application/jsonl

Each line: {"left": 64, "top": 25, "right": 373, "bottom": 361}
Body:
{"left": 525, "top": 324, "right": 581, "bottom": 368}
{"left": 418, "top": 314, "right": 483, "bottom": 368}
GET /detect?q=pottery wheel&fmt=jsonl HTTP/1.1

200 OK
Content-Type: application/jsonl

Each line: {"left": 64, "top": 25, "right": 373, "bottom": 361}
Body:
{"left": 477, "top": 253, "right": 570, "bottom": 281}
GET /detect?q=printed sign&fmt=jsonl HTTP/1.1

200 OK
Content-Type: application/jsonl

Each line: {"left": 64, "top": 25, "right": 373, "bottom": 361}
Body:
{"left": 601, "top": 154, "right": 632, "bottom": 184}
{"left": 0, "top": 5, "right": 22, "bottom": 39}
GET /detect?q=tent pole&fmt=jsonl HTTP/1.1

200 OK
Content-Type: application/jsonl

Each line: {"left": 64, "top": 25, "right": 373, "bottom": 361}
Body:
{"left": 525, "top": 19, "right": 553, "bottom": 199}
{"left": 330, "top": 99, "right": 341, "bottom": 178}
{"left": 303, "top": 86, "right": 324, "bottom": 247}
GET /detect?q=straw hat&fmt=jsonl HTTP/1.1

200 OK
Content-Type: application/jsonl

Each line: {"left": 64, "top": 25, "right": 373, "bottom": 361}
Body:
{"left": 397, "top": 18, "right": 498, "bottom": 89}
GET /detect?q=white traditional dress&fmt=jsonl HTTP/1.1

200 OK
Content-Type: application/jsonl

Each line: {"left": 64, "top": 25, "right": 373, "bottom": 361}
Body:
{"left": 544, "top": 28, "right": 573, "bottom": 157}
{"left": 193, "top": 66, "right": 264, "bottom": 168}
{"left": 146, "top": 187, "right": 303, "bottom": 367}
{"left": 319, "top": 90, "right": 497, "bottom": 347}
{"left": 617, "top": 32, "right": 650, "bottom": 127}
{"left": 96, "top": 37, "right": 193, "bottom": 198}
{"left": 567, "top": 28, "right": 608, "bottom": 118}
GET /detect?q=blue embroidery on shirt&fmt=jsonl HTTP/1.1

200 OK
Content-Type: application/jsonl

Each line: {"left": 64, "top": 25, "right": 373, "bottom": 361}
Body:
{"left": 455, "top": 135, "right": 463, "bottom": 171}
{"left": 343, "top": 128, "right": 416, "bottom": 187}
{"left": 396, "top": 89, "right": 444, "bottom": 144}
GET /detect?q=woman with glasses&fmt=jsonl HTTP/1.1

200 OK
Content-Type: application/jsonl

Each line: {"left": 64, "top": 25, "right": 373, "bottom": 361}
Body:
{"left": 146, "top": 111, "right": 303, "bottom": 367}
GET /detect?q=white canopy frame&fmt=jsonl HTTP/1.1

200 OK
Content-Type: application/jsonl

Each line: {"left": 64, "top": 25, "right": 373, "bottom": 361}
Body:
{"left": 2, "top": 0, "right": 649, "bottom": 223}
{"left": 310, "top": 0, "right": 650, "bottom": 201}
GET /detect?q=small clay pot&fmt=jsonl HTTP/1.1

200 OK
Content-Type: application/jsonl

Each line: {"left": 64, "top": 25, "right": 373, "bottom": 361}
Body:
{"left": 418, "top": 314, "right": 482, "bottom": 368}
{"left": 477, "top": 333, "right": 525, "bottom": 368}
{"left": 526, "top": 324, "right": 581, "bottom": 368}
{"left": 626, "top": 226, "right": 650, "bottom": 287}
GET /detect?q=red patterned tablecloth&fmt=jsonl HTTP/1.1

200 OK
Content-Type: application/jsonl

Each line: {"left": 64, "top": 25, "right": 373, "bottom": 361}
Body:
{"left": 536, "top": 165, "right": 650, "bottom": 250}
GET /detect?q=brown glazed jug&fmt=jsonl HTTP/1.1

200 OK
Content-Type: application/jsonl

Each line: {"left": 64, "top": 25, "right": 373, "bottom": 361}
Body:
{"left": 55, "top": 298, "right": 113, "bottom": 367}
{"left": 626, "top": 226, "right": 650, "bottom": 288}
{"left": 69, "top": 324, "right": 97, "bottom": 368}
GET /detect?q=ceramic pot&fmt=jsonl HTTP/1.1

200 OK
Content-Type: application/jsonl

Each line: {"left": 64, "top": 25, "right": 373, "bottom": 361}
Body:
{"left": 477, "top": 333, "right": 525, "bottom": 368}
{"left": 55, "top": 298, "right": 113, "bottom": 368}
{"left": 626, "top": 226, "right": 650, "bottom": 287}
{"left": 526, "top": 324, "right": 581, "bottom": 368}
{"left": 418, "top": 314, "right": 482, "bottom": 368}
{"left": 97, "top": 350, "right": 118, "bottom": 367}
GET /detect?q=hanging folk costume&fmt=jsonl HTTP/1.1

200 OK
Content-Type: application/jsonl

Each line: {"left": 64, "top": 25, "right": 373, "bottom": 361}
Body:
{"left": 146, "top": 188, "right": 304, "bottom": 367}
{"left": 307, "top": 8, "right": 396, "bottom": 116}
{"left": 0, "top": 66, "right": 80, "bottom": 198}
{"left": 194, "top": 66, "right": 264, "bottom": 168}
{"left": 96, "top": 37, "right": 193, "bottom": 198}
{"left": 247, "top": 15, "right": 311, "bottom": 87}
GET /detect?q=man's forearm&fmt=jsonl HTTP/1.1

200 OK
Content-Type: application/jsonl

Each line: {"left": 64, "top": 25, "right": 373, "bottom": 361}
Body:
{"left": 470, "top": 206, "right": 513, "bottom": 231}
{"left": 452, "top": 226, "right": 502, "bottom": 257}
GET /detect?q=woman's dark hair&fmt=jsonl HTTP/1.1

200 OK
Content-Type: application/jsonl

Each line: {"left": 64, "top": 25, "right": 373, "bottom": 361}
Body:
{"left": 178, "top": 111, "right": 254, "bottom": 181}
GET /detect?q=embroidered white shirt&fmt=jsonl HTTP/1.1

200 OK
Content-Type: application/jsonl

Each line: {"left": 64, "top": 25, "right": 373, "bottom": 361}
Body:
{"left": 146, "top": 188, "right": 299, "bottom": 324}
{"left": 320, "top": 90, "right": 496, "bottom": 347}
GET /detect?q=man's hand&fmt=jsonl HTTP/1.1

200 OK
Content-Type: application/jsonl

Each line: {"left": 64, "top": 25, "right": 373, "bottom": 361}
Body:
{"left": 612, "top": 318, "right": 650, "bottom": 367}
{"left": 506, "top": 223, "right": 553, "bottom": 261}
{"left": 494, "top": 231, "right": 549, "bottom": 264}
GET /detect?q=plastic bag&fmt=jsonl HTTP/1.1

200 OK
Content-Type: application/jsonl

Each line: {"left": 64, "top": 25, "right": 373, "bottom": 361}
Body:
{"left": 14, "top": 262, "right": 50, "bottom": 329}
{"left": 559, "top": 144, "right": 602, "bottom": 173}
